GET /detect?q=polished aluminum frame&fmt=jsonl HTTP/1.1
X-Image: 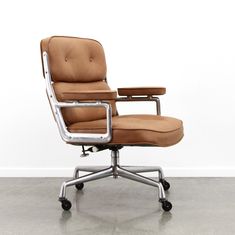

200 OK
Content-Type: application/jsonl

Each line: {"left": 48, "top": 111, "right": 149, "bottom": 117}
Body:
{"left": 42, "top": 51, "right": 169, "bottom": 207}
{"left": 116, "top": 96, "right": 161, "bottom": 115}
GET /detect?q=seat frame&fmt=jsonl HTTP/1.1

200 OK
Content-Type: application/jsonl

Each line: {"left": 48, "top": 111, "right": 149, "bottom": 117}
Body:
{"left": 42, "top": 51, "right": 172, "bottom": 211}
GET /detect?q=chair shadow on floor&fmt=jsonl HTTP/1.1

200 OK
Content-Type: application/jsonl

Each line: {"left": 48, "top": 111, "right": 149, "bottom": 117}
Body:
{"left": 59, "top": 188, "right": 173, "bottom": 234}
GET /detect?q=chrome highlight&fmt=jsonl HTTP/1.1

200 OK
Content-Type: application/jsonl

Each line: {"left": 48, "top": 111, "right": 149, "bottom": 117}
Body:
{"left": 116, "top": 96, "right": 161, "bottom": 115}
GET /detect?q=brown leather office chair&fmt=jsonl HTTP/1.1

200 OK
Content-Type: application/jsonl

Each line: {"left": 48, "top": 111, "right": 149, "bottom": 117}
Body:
{"left": 40, "top": 36, "right": 183, "bottom": 212}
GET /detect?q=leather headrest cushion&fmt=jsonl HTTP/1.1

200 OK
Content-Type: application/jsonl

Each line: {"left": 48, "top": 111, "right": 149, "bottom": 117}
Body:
{"left": 40, "top": 36, "right": 107, "bottom": 83}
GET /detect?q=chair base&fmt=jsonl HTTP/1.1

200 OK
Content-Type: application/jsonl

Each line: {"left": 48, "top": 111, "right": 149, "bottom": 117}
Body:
{"left": 59, "top": 149, "right": 172, "bottom": 212}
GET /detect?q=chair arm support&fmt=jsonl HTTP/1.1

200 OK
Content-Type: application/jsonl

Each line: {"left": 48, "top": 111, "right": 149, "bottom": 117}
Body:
{"left": 60, "top": 90, "right": 117, "bottom": 101}
{"left": 118, "top": 87, "right": 166, "bottom": 97}
{"left": 54, "top": 101, "right": 112, "bottom": 144}
{"left": 115, "top": 96, "right": 161, "bottom": 115}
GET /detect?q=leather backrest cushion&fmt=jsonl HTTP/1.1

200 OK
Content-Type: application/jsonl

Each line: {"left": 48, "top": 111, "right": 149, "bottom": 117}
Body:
{"left": 53, "top": 81, "right": 117, "bottom": 125}
{"left": 41, "top": 36, "right": 107, "bottom": 82}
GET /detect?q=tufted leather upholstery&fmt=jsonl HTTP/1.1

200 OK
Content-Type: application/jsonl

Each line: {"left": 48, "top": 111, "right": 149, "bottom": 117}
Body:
{"left": 41, "top": 36, "right": 117, "bottom": 124}
{"left": 41, "top": 36, "right": 106, "bottom": 82}
{"left": 41, "top": 36, "right": 184, "bottom": 146}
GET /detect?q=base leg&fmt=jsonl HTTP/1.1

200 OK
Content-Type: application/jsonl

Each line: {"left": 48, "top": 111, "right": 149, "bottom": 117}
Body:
{"left": 117, "top": 166, "right": 166, "bottom": 201}
{"left": 121, "top": 166, "right": 165, "bottom": 180}
{"left": 73, "top": 166, "right": 110, "bottom": 178}
{"left": 59, "top": 167, "right": 113, "bottom": 200}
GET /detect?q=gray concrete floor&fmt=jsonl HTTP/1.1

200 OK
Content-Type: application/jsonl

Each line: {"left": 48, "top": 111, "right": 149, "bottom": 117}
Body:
{"left": 0, "top": 178, "right": 235, "bottom": 235}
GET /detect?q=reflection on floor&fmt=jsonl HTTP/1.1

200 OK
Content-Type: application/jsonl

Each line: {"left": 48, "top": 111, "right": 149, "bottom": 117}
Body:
{"left": 0, "top": 177, "right": 235, "bottom": 234}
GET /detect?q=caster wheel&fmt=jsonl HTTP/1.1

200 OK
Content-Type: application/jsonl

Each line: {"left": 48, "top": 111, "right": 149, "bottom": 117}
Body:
{"left": 61, "top": 199, "right": 72, "bottom": 211}
{"left": 162, "top": 200, "right": 172, "bottom": 212}
{"left": 75, "top": 182, "right": 84, "bottom": 190}
{"left": 160, "top": 179, "right": 170, "bottom": 191}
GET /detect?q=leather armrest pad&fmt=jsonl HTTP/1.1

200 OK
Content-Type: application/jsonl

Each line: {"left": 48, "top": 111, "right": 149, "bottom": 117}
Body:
{"left": 61, "top": 90, "right": 117, "bottom": 100}
{"left": 118, "top": 87, "right": 166, "bottom": 96}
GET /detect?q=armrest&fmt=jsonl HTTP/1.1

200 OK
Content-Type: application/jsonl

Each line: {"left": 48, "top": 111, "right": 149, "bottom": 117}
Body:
{"left": 61, "top": 90, "right": 117, "bottom": 101}
{"left": 54, "top": 101, "right": 112, "bottom": 144}
{"left": 116, "top": 87, "right": 163, "bottom": 115}
{"left": 118, "top": 87, "right": 166, "bottom": 96}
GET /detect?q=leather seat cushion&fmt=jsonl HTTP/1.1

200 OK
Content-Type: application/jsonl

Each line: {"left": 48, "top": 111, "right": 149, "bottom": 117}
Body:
{"left": 68, "top": 115, "right": 184, "bottom": 147}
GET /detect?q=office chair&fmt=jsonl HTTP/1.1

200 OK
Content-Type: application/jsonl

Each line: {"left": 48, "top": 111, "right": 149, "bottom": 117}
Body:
{"left": 40, "top": 36, "right": 183, "bottom": 212}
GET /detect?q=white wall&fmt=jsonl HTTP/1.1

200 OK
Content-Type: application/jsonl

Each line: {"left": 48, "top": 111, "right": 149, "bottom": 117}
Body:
{"left": 0, "top": 0, "right": 235, "bottom": 177}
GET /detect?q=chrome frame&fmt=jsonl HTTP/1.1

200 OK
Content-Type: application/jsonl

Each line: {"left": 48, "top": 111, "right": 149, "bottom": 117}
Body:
{"left": 42, "top": 52, "right": 112, "bottom": 144}
{"left": 73, "top": 166, "right": 164, "bottom": 179}
{"left": 116, "top": 96, "right": 161, "bottom": 115}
